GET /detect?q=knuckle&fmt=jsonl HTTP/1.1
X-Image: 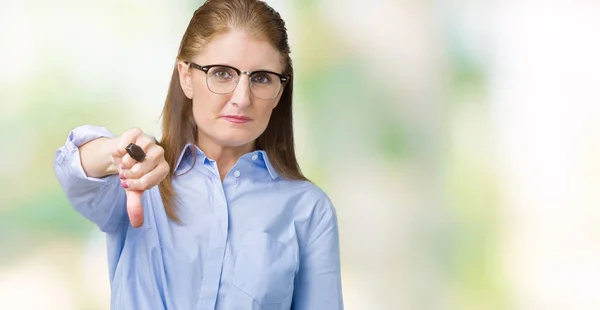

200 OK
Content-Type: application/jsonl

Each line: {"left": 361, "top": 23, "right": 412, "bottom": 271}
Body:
{"left": 130, "top": 164, "right": 139, "bottom": 175}
{"left": 143, "top": 132, "right": 155, "bottom": 141}
{"left": 138, "top": 135, "right": 158, "bottom": 151}
{"left": 116, "top": 137, "right": 127, "bottom": 152}
{"left": 138, "top": 135, "right": 151, "bottom": 146}
{"left": 138, "top": 178, "right": 148, "bottom": 189}
{"left": 112, "top": 147, "right": 121, "bottom": 158}
{"left": 126, "top": 128, "right": 143, "bottom": 142}
{"left": 161, "top": 163, "right": 170, "bottom": 176}
{"left": 126, "top": 179, "right": 137, "bottom": 189}
{"left": 147, "top": 146, "right": 164, "bottom": 161}
{"left": 155, "top": 148, "right": 165, "bottom": 161}
{"left": 122, "top": 156, "right": 134, "bottom": 168}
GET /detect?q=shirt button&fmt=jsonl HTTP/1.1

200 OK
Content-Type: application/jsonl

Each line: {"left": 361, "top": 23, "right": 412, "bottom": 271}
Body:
{"left": 251, "top": 154, "right": 258, "bottom": 161}
{"left": 233, "top": 170, "right": 241, "bottom": 177}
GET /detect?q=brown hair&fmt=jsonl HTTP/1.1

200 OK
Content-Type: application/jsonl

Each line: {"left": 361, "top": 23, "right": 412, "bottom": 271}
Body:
{"left": 158, "top": 0, "right": 306, "bottom": 223}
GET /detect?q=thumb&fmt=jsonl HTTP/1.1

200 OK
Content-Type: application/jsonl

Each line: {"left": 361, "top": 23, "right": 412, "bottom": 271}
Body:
{"left": 126, "top": 190, "right": 145, "bottom": 228}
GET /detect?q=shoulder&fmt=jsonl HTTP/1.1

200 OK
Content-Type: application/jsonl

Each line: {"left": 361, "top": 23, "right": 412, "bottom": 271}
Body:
{"left": 276, "top": 178, "right": 336, "bottom": 216}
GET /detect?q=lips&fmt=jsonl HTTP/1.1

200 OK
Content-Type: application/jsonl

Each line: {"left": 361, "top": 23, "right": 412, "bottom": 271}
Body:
{"left": 221, "top": 115, "right": 252, "bottom": 124}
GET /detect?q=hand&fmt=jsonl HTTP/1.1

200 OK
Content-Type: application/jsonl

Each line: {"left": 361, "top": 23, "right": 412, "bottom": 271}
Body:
{"left": 112, "top": 128, "right": 169, "bottom": 228}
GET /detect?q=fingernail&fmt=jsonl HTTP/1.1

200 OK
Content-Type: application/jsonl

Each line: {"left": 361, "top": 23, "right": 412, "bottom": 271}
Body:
{"left": 121, "top": 165, "right": 126, "bottom": 170}
{"left": 121, "top": 180, "right": 129, "bottom": 189}
{"left": 119, "top": 172, "right": 126, "bottom": 180}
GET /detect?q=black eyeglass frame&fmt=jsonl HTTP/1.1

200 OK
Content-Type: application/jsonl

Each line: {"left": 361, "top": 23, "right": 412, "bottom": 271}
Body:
{"left": 184, "top": 61, "right": 289, "bottom": 99}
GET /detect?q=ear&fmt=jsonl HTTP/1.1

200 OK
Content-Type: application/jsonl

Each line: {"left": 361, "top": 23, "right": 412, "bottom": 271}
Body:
{"left": 177, "top": 61, "right": 194, "bottom": 99}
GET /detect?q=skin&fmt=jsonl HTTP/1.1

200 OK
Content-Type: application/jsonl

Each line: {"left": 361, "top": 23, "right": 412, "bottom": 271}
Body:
{"left": 177, "top": 29, "right": 285, "bottom": 179}
{"left": 79, "top": 29, "right": 285, "bottom": 227}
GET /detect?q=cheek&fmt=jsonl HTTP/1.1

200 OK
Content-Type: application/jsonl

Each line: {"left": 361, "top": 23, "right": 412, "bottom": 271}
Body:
{"left": 255, "top": 103, "right": 277, "bottom": 128}
{"left": 192, "top": 88, "right": 227, "bottom": 119}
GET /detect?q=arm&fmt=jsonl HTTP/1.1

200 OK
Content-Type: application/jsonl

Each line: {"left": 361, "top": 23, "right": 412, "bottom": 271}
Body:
{"left": 292, "top": 197, "right": 344, "bottom": 310}
{"left": 79, "top": 136, "right": 119, "bottom": 178}
{"left": 53, "top": 125, "right": 127, "bottom": 232}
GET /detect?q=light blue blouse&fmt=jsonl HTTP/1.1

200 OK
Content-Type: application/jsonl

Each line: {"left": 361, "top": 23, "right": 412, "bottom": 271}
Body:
{"left": 53, "top": 125, "right": 343, "bottom": 310}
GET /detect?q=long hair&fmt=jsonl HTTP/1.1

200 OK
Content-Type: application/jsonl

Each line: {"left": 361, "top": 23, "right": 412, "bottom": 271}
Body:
{"left": 158, "top": 0, "right": 306, "bottom": 223}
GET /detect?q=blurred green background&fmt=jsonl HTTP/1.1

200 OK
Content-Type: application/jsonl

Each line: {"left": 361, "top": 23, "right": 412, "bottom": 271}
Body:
{"left": 1, "top": 0, "right": 600, "bottom": 309}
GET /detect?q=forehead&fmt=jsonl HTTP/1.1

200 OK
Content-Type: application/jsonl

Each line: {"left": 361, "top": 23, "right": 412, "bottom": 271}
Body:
{"left": 195, "top": 29, "right": 283, "bottom": 72}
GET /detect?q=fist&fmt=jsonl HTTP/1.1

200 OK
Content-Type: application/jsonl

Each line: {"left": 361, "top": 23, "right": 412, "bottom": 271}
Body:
{"left": 112, "top": 127, "right": 169, "bottom": 228}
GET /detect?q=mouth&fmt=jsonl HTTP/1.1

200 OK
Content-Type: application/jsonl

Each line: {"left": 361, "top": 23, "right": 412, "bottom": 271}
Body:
{"left": 221, "top": 115, "right": 252, "bottom": 124}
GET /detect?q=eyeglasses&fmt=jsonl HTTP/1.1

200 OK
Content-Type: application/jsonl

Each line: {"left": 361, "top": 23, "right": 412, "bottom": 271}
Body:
{"left": 185, "top": 61, "right": 289, "bottom": 100}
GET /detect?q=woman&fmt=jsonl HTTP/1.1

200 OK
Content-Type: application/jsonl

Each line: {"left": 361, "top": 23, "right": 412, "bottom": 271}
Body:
{"left": 53, "top": 0, "right": 343, "bottom": 309}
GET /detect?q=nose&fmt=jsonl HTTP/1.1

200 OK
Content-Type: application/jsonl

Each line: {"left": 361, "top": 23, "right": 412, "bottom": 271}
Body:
{"left": 230, "top": 74, "right": 251, "bottom": 108}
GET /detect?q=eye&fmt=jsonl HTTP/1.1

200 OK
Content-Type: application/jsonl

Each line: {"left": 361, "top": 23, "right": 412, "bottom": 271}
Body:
{"left": 210, "top": 67, "right": 236, "bottom": 80}
{"left": 251, "top": 72, "right": 273, "bottom": 85}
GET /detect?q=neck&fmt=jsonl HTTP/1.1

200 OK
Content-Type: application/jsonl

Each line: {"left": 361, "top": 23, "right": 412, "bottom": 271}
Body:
{"left": 197, "top": 137, "right": 255, "bottom": 180}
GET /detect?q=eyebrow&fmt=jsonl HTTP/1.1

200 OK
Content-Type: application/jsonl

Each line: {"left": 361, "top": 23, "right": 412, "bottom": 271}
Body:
{"left": 210, "top": 63, "right": 282, "bottom": 74}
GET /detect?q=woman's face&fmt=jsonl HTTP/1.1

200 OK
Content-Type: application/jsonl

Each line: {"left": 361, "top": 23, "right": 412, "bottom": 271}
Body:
{"left": 178, "top": 29, "right": 285, "bottom": 149}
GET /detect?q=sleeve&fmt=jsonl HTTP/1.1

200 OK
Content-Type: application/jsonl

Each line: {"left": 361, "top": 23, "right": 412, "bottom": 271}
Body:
{"left": 292, "top": 196, "right": 344, "bottom": 310}
{"left": 53, "top": 125, "right": 127, "bottom": 232}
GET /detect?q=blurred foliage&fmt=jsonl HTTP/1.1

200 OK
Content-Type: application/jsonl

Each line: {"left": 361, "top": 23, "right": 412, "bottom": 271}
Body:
{"left": 0, "top": 70, "right": 127, "bottom": 265}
